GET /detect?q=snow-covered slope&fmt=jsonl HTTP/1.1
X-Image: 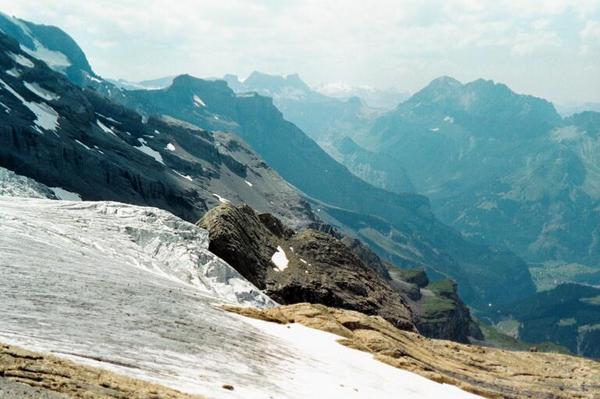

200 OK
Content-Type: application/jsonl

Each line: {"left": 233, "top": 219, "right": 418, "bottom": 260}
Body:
{"left": 0, "top": 166, "right": 56, "bottom": 199}
{"left": 0, "top": 194, "right": 480, "bottom": 398}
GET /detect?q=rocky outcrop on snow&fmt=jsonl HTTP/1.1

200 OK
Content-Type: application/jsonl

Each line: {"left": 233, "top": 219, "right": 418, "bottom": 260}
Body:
{"left": 227, "top": 303, "right": 600, "bottom": 399}
{"left": 198, "top": 203, "right": 415, "bottom": 331}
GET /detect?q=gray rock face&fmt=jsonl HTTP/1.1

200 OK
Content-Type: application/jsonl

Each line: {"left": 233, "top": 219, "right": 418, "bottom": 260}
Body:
{"left": 199, "top": 204, "right": 415, "bottom": 331}
{"left": 0, "top": 32, "right": 314, "bottom": 227}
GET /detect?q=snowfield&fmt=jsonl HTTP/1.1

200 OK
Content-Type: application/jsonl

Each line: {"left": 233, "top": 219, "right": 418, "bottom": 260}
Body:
{"left": 0, "top": 172, "right": 481, "bottom": 398}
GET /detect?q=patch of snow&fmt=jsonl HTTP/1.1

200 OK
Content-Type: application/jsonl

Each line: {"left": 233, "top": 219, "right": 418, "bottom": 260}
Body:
{"left": 154, "top": 129, "right": 161, "bottom": 134}
{"left": 74, "top": 139, "right": 91, "bottom": 150}
{"left": 271, "top": 246, "right": 289, "bottom": 271}
{"left": 6, "top": 68, "right": 20, "bottom": 78}
{"left": 89, "top": 76, "right": 102, "bottom": 83}
{"left": 444, "top": 116, "right": 454, "bottom": 123}
{"left": 240, "top": 316, "right": 483, "bottom": 399}
{"left": 96, "top": 120, "right": 116, "bottom": 136}
{"left": 0, "top": 101, "right": 9, "bottom": 113}
{"left": 21, "top": 41, "right": 71, "bottom": 72}
{"left": 430, "top": 127, "right": 440, "bottom": 132}
{"left": 93, "top": 145, "right": 105, "bottom": 155}
{"left": 165, "top": 143, "right": 176, "bottom": 151}
{"left": 300, "top": 258, "right": 308, "bottom": 264}
{"left": 236, "top": 92, "right": 257, "bottom": 98}
{"left": 245, "top": 180, "right": 253, "bottom": 187}
{"left": 24, "top": 81, "right": 60, "bottom": 101}
{"left": 50, "top": 187, "right": 82, "bottom": 201}
{"left": 193, "top": 94, "right": 206, "bottom": 107}
{"left": 96, "top": 113, "right": 121, "bottom": 125}
{"left": 7, "top": 51, "right": 34, "bottom": 68}
{"left": 135, "top": 138, "right": 165, "bottom": 165}
{"left": 0, "top": 78, "right": 59, "bottom": 132}
{"left": 174, "top": 170, "right": 193, "bottom": 181}
{"left": 212, "top": 193, "right": 231, "bottom": 204}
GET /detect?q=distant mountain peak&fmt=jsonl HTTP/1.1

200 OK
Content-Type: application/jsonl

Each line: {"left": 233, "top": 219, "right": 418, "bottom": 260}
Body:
{"left": 244, "top": 71, "right": 311, "bottom": 93}
{"left": 429, "top": 75, "right": 463, "bottom": 87}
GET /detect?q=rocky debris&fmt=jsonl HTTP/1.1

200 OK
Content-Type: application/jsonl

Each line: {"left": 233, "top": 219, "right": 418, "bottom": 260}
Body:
{"left": 0, "top": 343, "right": 202, "bottom": 399}
{"left": 199, "top": 203, "right": 415, "bottom": 331}
{"left": 226, "top": 303, "right": 600, "bottom": 399}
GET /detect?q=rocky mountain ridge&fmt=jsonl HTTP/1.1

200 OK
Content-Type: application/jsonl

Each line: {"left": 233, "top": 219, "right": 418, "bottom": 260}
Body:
{"left": 199, "top": 203, "right": 483, "bottom": 342}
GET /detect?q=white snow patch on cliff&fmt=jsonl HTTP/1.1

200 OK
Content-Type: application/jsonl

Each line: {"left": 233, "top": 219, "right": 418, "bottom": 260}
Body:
{"left": 174, "top": 170, "right": 193, "bottom": 181}
{"left": 24, "top": 81, "right": 60, "bottom": 101}
{"left": 0, "top": 78, "right": 59, "bottom": 131}
{"left": 136, "top": 138, "right": 165, "bottom": 165}
{"left": 212, "top": 193, "right": 231, "bottom": 204}
{"left": 193, "top": 94, "right": 206, "bottom": 107}
{"left": 74, "top": 139, "right": 91, "bottom": 150}
{"left": 271, "top": 246, "right": 289, "bottom": 271}
{"left": 6, "top": 67, "right": 20, "bottom": 77}
{"left": 96, "top": 120, "right": 116, "bottom": 136}
{"left": 7, "top": 51, "right": 34, "bottom": 68}
{"left": 165, "top": 143, "right": 176, "bottom": 151}
{"left": 21, "top": 41, "right": 71, "bottom": 72}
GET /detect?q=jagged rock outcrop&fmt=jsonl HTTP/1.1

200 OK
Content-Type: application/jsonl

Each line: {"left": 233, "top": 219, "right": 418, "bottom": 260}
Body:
{"left": 198, "top": 204, "right": 415, "bottom": 331}
{"left": 409, "top": 278, "right": 483, "bottom": 343}
{"left": 200, "top": 203, "right": 485, "bottom": 342}
{"left": 226, "top": 303, "right": 600, "bottom": 399}
{"left": 300, "top": 221, "right": 483, "bottom": 343}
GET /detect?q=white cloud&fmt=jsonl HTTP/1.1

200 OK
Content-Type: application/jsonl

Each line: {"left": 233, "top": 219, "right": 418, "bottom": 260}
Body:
{"left": 0, "top": 0, "right": 598, "bottom": 102}
{"left": 580, "top": 20, "right": 600, "bottom": 54}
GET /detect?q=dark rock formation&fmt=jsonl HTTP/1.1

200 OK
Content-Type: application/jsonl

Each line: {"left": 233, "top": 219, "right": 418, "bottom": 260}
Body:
{"left": 199, "top": 204, "right": 415, "bottom": 331}
{"left": 200, "top": 203, "right": 484, "bottom": 342}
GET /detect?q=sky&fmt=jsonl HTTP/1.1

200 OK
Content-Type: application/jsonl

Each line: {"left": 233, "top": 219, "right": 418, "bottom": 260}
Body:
{"left": 0, "top": 0, "right": 599, "bottom": 104}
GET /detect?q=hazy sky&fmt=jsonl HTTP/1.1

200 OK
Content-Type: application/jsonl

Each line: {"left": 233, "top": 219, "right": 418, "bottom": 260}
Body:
{"left": 1, "top": 0, "right": 599, "bottom": 103}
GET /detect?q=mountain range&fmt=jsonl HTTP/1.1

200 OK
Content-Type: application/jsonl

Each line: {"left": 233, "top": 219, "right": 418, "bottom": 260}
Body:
{"left": 0, "top": 9, "right": 598, "bottom": 377}
{"left": 236, "top": 70, "right": 600, "bottom": 286}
